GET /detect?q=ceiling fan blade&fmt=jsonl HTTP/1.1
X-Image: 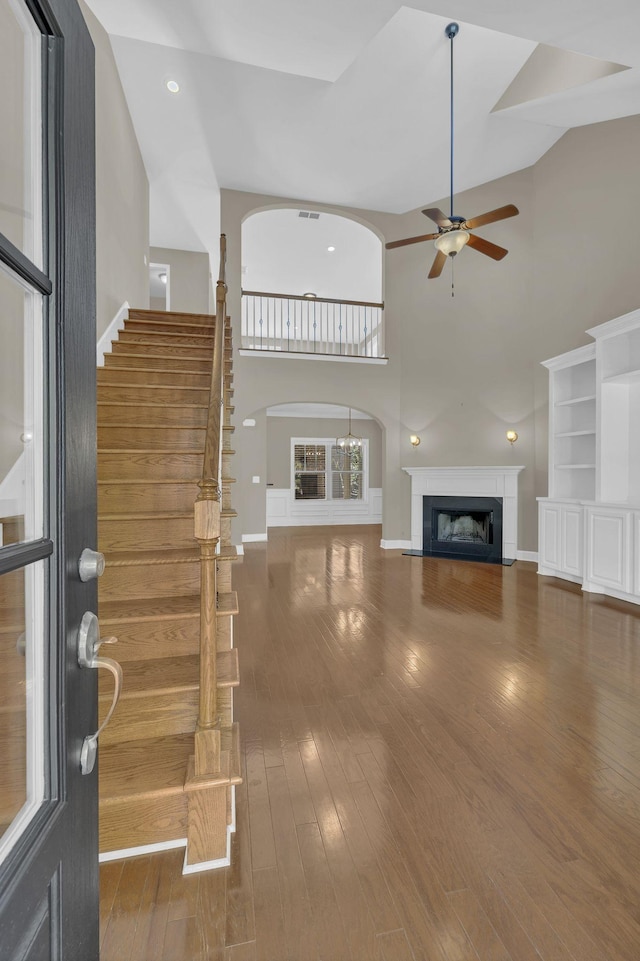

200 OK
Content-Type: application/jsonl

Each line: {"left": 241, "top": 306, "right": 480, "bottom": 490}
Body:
{"left": 462, "top": 204, "right": 519, "bottom": 231}
{"left": 467, "top": 233, "right": 508, "bottom": 261}
{"left": 428, "top": 250, "right": 447, "bottom": 279}
{"left": 422, "top": 207, "right": 453, "bottom": 227}
{"left": 386, "top": 232, "right": 439, "bottom": 250}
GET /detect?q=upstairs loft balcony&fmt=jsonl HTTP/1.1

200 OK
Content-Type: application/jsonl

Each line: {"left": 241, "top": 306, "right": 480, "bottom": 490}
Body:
{"left": 240, "top": 290, "right": 387, "bottom": 364}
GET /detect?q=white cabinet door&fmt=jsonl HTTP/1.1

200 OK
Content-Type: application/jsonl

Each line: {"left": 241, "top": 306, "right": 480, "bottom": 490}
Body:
{"left": 585, "top": 507, "right": 631, "bottom": 593}
{"left": 538, "top": 501, "right": 562, "bottom": 572}
{"left": 561, "top": 504, "right": 583, "bottom": 576}
{"left": 634, "top": 512, "right": 640, "bottom": 596}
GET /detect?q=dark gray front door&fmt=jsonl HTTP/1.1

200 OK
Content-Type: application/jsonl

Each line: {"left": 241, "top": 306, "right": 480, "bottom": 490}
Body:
{"left": 0, "top": 0, "right": 98, "bottom": 957}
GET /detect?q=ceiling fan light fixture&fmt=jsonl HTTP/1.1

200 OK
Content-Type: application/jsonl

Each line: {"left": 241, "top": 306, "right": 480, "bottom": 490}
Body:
{"left": 434, "top": 229, "right": 469, "bottom": 257}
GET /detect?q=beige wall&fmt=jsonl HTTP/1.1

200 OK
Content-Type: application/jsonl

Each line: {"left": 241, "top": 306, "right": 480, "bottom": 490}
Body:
{"left": 266, "top": 417, "right": 383, "bottom": 488}
{"left": 80, "top": 0, "right": 149, "bottom": 338}
{"left": 150, "top": 247, "right": 211, "bottom": 315}
{"left": 223, "top": 114, "right": 640, "bottom": 551}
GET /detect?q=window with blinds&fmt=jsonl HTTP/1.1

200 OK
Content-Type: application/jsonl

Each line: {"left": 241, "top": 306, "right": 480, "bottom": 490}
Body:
{"left": 293, "top": 441, "right": 364, "bottom": 501}
{"left": 294, "top": 444, "right": 326, "bottom": 499}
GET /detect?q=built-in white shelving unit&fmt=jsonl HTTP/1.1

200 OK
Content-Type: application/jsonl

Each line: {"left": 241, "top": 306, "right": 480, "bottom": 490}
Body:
{"left": 538, "top": 309, "right": 640, "bottom": 605}
{"left": 543, "top": 343, "right": 596, "bottom": 502}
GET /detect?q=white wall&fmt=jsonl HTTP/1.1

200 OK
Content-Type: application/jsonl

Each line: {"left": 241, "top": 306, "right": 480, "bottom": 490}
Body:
{"left": 149, "top": 246, "right": 211, "bottom": 315}
{"left": 242, "top": 207, "right": 382, "bottom": 302}
{"left": 80, "top": 0, "right": 150, "bottom": 337}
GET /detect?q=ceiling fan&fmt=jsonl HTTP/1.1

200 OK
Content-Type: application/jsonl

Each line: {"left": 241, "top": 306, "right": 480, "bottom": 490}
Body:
{"left": 386, "top": 22, "right": 519, "bottom": 280}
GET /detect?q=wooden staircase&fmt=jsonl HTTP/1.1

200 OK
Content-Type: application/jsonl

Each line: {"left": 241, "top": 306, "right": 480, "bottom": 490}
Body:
{"left": 96, "top": 253, "right": 240, "bottom": 871}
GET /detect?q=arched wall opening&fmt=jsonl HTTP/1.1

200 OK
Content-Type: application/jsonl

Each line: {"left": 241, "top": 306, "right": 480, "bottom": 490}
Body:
{"left": 237, "top": 401, "right": 386, "bottom": 539}
{"left": 241, "top": 207, "right": 382, "bottom": 302}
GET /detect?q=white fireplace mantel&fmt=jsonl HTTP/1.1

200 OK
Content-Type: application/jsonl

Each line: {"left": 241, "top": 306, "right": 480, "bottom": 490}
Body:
{"left": 403, "top": 466, "right": 525, "bottom": 560}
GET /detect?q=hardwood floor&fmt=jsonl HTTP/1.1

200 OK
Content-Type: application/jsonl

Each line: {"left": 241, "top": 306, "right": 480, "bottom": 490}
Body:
{"left": 100, "top": 524, "right": 640, "bottom": 960}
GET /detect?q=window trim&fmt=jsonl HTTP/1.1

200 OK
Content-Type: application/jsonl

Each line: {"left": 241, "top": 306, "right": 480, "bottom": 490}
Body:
{"left": 291, "top": 437, "right": 369, "bottom": 505}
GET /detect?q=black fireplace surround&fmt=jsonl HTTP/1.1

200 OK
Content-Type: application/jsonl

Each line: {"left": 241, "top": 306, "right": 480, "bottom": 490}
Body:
{"left": 422, "top": 496, "right": 503, "bottom": 563}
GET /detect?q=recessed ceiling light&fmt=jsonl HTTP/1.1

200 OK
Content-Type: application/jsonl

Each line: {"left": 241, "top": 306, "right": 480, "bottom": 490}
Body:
{"left": 327, "top": 246, "right": 336, "bottom": 252}
{"left": 166, "top": 80, "right": 180, "bottom": 93}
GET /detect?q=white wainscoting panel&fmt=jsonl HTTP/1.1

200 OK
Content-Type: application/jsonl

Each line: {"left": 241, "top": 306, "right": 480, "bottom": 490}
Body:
{"left": 267, "top": 488, "right": 383, "bottom": 527}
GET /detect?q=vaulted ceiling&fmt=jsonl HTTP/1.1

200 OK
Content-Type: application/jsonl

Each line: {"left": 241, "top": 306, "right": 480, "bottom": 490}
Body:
{"left": 85, "top": 0, "right": 640, "bottom": 252}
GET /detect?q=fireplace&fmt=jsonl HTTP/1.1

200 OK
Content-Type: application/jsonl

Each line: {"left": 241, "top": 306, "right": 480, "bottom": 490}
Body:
{"left": 402, "top": 466, "right": 524, "bottom": 561}
{"left": 423, "top": 496, "right": 503, "bottom": 562}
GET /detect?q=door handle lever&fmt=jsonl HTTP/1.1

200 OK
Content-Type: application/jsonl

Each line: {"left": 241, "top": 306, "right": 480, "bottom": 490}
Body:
{"left": 77, "top": 611, "right": 123, "bottom": 775}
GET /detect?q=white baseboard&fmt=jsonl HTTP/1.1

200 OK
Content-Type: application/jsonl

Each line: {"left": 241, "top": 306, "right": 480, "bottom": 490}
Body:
{"left": 242, "top": 532, "right": 268, "bottom": 543}
{"left": 99, "top": 837, "right": 186, "bottom": 863}
{"left": 516, "top": 550, "right": 538, "bottom": 563}
{"left": 380, "top": 539, "right": 412, "bottom": 550}
{"left": 97, "top": 300, "right": 129, "bottom": 366}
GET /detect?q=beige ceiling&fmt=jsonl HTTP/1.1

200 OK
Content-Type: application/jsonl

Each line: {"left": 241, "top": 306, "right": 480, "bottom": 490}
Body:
{"left": 84, "top": 0, "right": 640, "bottom": 252}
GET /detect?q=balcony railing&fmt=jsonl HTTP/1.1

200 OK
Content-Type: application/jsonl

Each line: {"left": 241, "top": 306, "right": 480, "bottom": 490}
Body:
{"left": 241, "top": 289, "right": 385, "bottom": 358}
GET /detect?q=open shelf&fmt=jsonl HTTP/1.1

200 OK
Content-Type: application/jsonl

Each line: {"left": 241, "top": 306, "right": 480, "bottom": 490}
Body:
{"left": 601, "top": 368, "right": 640, "bottom": 385}
{"left": 555, "top": 393, "right": 596, "bottom": 407}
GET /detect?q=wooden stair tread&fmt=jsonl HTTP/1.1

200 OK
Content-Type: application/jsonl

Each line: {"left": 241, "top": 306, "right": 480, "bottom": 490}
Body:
{"left": 100, "top": 725, "right": 241, "bottom": 803}
{"left": 99, "top": 510, "right": 191, "bottom": 521}
{"left": 99, "top": 364, "right": 208, "bottom": 376}
{"left": 99, "top": 650, "right": 239, "bottom": 699}
{"left": 98, "top": 423, "right": 205, "bottom": 429}
{"left": 99, "top": 448, "right": 203, "bottom": 454}
{"left": 100, "top": 592, "right": 237, "bottom": 622}
{"left": 98, "top": 401, "right": 207, "bottom": 411}
{"left": 98, "top": 376, "right": 206, "bottom": 395}
{"left": 121, "top": 329, "right": 214, "bottom": 341}
{"left": 99, "top": 733, "right": 194, "bottom": 802}
{"left": 128, "top": 308, "right": 215, "bottom": 323}
{"left": 98, "top": 478, "right": 199, "bottom": 486}
{"left": 125, "top": 318, "right": 215, "bottom": 333}
{"left": 104, "top": 547, "right": 199, "bottom": 567}
{"left": 99, "top": 595, "right": 199, "bottom": 623}
{"left": 217, "top": 591, "right": 239, "bottom": 616}
{"left": 113, "top": 338, "right": 213, "bottom": 350}
{"left": 107, "top": 351, "right": 209, "bottom": 361}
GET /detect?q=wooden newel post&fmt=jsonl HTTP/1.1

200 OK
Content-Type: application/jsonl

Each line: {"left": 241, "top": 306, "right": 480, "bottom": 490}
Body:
{"left": 194, "top": 487, "right": 221, "bottom": 774}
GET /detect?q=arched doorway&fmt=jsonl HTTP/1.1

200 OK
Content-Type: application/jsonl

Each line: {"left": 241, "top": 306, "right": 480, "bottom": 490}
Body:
{"left": 241, "top": 208, "right": 383, "bottom": 357}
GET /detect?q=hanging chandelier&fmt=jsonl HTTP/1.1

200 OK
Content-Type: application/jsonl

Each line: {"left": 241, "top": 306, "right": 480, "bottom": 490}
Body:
{"left": 336, "top": 408, "right": 362, "bottom": 452}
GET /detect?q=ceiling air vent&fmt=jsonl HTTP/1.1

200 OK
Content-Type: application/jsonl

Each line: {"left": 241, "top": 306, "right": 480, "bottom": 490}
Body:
{"left": 298, "top": 210, "right": 320, "bottom": 219}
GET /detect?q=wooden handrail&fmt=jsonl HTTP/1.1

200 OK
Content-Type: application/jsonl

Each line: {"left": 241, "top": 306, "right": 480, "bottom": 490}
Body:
{"left": 193, "top": 235, "right": 227, "bottom": 766}
{"left": 242, "top": 288, "right": 384, "bottom": 310}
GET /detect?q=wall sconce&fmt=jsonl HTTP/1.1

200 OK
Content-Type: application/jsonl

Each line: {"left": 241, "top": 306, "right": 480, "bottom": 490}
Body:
{"left": 506, "top": 430, "right": 518, "bottom": 445}
{"left": 410, "top": 435, "right": 421, "bottom": 447}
